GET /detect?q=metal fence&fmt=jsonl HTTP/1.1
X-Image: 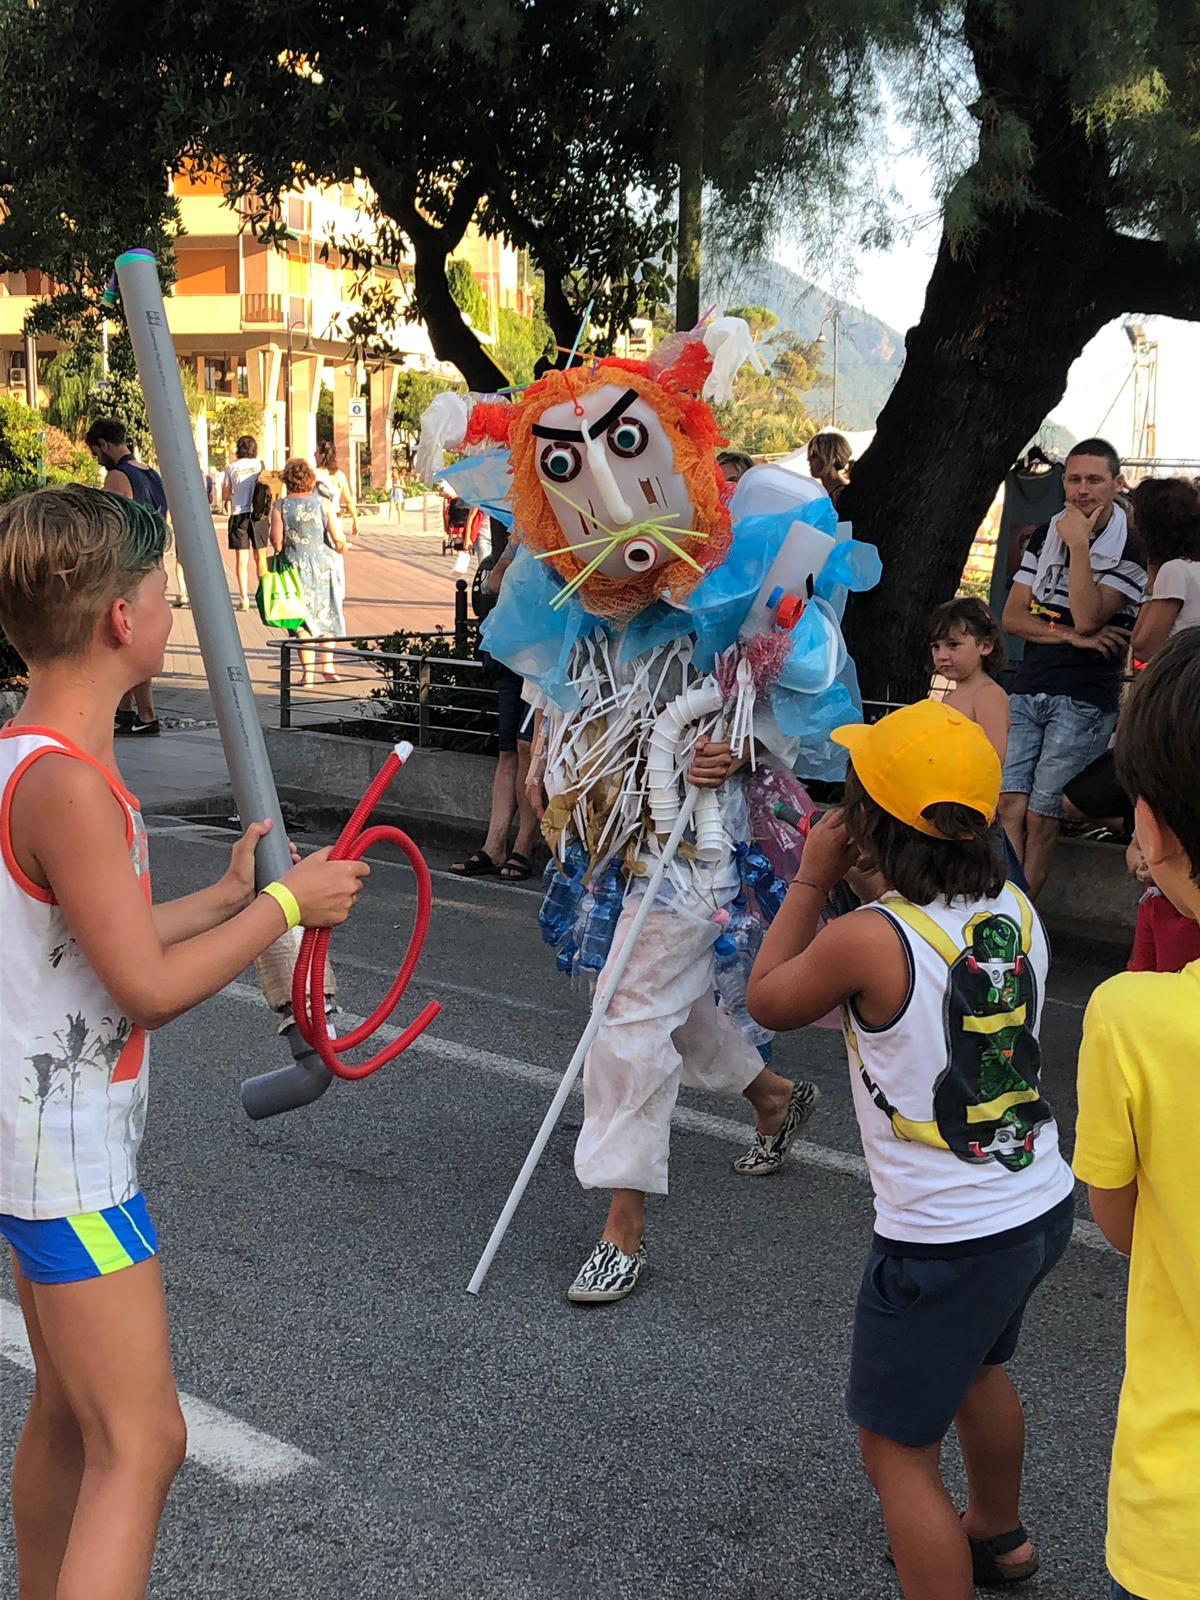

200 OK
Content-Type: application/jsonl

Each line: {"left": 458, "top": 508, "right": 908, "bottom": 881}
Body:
{"left": 272, "top": 597, "right": 911, "bottom": 764}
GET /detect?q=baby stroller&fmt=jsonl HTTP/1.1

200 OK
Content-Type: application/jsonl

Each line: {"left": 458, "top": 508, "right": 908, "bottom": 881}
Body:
{"left": 442, "top": 495, "right": 485, "bottom": 557}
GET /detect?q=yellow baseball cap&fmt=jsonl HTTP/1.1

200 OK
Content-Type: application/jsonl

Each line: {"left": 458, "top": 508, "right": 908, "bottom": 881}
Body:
{"left": 832, "top": 700, "right": 1001, "bottom": 838}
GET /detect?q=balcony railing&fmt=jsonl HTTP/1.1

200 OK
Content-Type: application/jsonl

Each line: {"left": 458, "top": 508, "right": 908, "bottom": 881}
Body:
{"left": 241, "top": 293, "right": 284, "bottom": 326}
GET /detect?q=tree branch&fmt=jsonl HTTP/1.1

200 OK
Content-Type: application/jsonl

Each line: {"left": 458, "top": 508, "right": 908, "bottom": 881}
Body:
{"left": 1102, "top": 234, "right": 1200, "bottom": 322}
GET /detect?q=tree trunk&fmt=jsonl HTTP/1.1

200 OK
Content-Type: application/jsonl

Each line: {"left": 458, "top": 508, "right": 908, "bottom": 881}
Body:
{"left": 675, "top": 60, "right": 704, "bottom": 332}
{"left": 840, "top": 214, "right": 1199, "bottom": 704}
{"left": 374, "top": 170, "right": 507, "bottom": 393}
{"left": 539, "top": 264, "right": 580, "bottom": 371}
{"left": 410, "top": 231, "right": 507, "bottom": 392}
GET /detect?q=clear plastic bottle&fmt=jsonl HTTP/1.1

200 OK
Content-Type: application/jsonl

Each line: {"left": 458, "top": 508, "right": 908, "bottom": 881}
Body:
{"left": 538, "top": 841, "right": 588, "bottom": 947}
{"left": 579, "top": 863, "right": 625, "bottom": 971}
{"left": 714, "top": 898, "right": 772, "bottom": 1049}
{"left": 742, "top": 847, "right": 788, "bottom": 923}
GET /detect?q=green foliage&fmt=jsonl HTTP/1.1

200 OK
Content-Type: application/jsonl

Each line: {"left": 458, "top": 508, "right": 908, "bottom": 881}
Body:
{"left": 361, "top": 626, "right": 495, "bottom": 754}
{"left": 495, "top": 306, "right": 554, "bottom": 388}
{"left": 316, "top": 384, "right": 333, "bottom": 443}
{"left": 0, "top": 395, "right": 99, "bottom": 502}
{"left": 0, "top": 394, "right": 46, "bottom": 500}
{"left": 446, "top": 260, "right": 489, "bottom": 330}
{"left": 209, "top": 398, "right": 266, "bottom": 459}
{"left": 715, "top": 328, "right": 824, "bottom": 457}
{"left": 84, "top": 334, "right": 152, "bottom": 460}
{"left": 726, "top": 305, "right": 779, "bottom": 342}
{"left": 44, "top": 349, "right": 101, "bottom": 438}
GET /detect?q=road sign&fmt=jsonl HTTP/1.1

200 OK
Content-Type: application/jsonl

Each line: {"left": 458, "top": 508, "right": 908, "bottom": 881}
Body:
{"left": 348, "top": 396, "right": 368, "bottom": 441}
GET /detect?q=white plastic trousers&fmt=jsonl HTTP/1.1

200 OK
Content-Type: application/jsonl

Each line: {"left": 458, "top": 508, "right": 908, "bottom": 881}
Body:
{"left": 574, "top": 902, "right": 764, "bottom": 1195}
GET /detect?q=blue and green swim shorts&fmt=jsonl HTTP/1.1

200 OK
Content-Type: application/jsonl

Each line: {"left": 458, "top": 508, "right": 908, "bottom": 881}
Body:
{"left": 0, "top": 1192, "right": 158, "bottom": 1284}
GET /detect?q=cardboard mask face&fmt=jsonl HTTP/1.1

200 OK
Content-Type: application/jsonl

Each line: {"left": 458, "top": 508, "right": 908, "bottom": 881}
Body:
{"left": 532, "top": 383, "right": 696, "bottom": 580}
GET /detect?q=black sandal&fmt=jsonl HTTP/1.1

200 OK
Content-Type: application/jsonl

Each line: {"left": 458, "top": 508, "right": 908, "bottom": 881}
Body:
{"left": 450, "top": 850, "right": 499, "bottom": 878}
{"left": 885, "top": 1522, "right": 1037, "bottom": 1588}
{"left": 498, "top": 851, "right": 534, "bottom": 881}
{"left": 969, "top": 1525, "right": 1038, "bottom": 1587}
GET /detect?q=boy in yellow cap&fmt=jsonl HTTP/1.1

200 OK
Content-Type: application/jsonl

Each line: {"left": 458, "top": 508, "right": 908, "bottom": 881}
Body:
{"left": 1073, "top": 628, "right": 1200, "bottom": 1600}
{"left": 748, "top": 699, "right": 1075, "bottom": 1600}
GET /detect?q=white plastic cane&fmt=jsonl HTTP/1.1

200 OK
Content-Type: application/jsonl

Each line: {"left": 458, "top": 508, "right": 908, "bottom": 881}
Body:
{"left": 467, "top": 780, "right": 705, "bottom": 1295}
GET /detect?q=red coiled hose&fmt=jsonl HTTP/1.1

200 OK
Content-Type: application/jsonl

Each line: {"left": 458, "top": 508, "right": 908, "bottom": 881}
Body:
{"left": 292, "top": 743, "right": 440, "bottom": 1080}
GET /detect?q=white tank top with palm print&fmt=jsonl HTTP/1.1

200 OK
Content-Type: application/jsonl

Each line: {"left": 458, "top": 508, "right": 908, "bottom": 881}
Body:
{"left": 0, "top": 728, "right": 150, "bottom": 1220}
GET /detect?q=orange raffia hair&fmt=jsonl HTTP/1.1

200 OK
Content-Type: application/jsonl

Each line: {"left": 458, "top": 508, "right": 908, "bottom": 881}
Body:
{"left": 464, "top": 401, "right": 512, "bottom": 449}
{"left": 505, "top": 358, "right": 730, "bottom": 620}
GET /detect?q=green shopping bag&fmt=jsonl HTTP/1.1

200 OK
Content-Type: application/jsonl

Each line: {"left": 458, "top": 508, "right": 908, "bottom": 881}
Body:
{"left": 256, "top": 557, "right": 307, "bottom": 629}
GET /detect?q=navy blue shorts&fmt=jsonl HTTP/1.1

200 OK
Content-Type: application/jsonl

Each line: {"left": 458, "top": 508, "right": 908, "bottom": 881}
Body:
{"left": 495, "top": 665, "right": 532, "bottom": 752}
{"left": 846, "top": 1196, "right": 1074, "bottom": 1447}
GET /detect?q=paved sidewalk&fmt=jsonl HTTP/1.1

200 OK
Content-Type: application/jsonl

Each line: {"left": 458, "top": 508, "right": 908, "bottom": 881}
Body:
{"left": 133, "top": 506, "right": 479, "bottom": 809}
{"left": 163, "top": 508, "right": 474, "bottom": 704}
{"left": 118, "top": 724, "right": 231, "bottom": 812}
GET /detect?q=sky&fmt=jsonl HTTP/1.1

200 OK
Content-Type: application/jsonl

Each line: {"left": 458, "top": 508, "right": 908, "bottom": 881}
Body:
{"left": 777, "top": 142, "right": 1200, "bottom": 464}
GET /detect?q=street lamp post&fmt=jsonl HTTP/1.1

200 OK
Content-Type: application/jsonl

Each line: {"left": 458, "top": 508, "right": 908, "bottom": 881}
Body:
{"left": 816, "top": 304, "right": 841, "bottom": 429}
{"left": 284, "top": 317, "right": 305, "bottom": 461}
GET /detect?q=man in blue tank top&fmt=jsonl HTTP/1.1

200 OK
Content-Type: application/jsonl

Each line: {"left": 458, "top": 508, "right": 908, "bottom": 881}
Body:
{"left": 86, "top": 417, "right": 169, "bottom": 736}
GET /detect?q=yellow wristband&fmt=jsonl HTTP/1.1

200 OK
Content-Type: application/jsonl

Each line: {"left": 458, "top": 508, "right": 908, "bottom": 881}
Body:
{"left": 261, "top": 881, "right": 301, "bottom": 931}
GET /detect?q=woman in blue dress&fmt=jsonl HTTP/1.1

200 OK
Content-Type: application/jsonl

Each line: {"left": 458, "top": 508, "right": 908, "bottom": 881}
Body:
{"left": 269, "top": 457, "right": 349, "bottom": 685}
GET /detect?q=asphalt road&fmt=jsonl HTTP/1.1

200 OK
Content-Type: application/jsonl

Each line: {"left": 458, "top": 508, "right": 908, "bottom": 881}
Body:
{"left": 0, "top": 818, "right": 1130, "bottom": 1599}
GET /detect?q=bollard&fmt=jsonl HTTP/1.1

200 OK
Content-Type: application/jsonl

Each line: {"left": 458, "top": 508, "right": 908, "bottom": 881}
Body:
{"left": 454, "top": 577, "right": 469, "bottom": 656}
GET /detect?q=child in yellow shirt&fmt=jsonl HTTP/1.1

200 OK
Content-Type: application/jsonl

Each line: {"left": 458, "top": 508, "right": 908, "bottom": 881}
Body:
{"left": 1074, "top": 627, "right": 1200, "bottom": 1600}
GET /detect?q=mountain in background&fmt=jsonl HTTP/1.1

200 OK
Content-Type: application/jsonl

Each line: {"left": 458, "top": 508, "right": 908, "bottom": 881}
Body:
{"left": 707, "top": 258, "right": 1078, "bottom": 453}
{"left": 708, "top": 259, "right": 905, "bottom": 430}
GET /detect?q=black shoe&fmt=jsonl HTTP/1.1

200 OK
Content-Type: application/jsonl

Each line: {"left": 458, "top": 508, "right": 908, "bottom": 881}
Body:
{"left": 120, "top": 718, "right": 161, "bottom": 737}
{"left": 114, "top": 709, "right": 136, "bottom": 733}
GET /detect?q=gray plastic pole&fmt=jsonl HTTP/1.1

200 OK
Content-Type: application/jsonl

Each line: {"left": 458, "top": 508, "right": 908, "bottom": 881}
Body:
{"left": 114, "top": 248, "right": 333, "bottom": 1118}
{"left": 466, "top": 782, "right": 703, "bottom": 1295}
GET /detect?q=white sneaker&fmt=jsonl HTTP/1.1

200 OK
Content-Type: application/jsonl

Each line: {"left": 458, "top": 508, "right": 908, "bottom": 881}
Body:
{"left": 732, "top": 1080, "right": 821, "bottom": 1175}
{"left": 566, "top": 1240, "right": 646, "bottom": 1304}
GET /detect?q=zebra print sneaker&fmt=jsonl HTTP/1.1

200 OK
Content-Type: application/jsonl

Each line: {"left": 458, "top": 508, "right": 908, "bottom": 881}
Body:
{"left": 566, "top": 1240, "right": 647, "bottom": 1304}
{"left": 732, "top": 1080, "right": 821, "bottom": 1176}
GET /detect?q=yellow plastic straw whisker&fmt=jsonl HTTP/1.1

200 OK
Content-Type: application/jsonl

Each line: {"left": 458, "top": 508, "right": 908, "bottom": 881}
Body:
{"left": 642, "top": 526, "right": 704, "bottom": 572}
{"left": 549, "top": 535, "right": 623, "bottom": 609}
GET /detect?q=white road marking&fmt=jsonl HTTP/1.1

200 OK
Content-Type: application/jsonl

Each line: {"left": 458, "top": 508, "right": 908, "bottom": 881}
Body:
{"left": 145, "top": 825, "right": 1110, "bottom": 1003}
{"left": 0, "top": 1300, "right": 316, "bottom": 1486}
{"left": 332, "top": 950, "right": 570, "bottom": 1016}
{"left": 219, "top": 981, "right": 1114, "bottom": 1255}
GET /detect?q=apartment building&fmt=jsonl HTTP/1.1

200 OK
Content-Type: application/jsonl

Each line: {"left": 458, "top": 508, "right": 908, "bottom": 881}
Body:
{"left": 1, "top": 168, "right": 525, "bottom": 490}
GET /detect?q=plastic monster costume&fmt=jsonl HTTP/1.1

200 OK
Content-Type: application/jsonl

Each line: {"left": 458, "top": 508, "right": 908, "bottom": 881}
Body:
{"left": 416, "top": 318, "right": 881, "bottom": 1199}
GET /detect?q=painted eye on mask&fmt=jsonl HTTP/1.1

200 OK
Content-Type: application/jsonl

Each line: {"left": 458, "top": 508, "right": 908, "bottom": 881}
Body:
{"left": 540, "top": 442, "right": 582, "bottom": 483}
{"left": 606, "top": 417, "right": 648, "bottom": 459}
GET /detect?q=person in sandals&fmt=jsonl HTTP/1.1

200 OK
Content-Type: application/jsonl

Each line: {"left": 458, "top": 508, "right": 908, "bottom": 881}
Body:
{"left": 749, "top": 700, "right": 1075, "bottom": 1599}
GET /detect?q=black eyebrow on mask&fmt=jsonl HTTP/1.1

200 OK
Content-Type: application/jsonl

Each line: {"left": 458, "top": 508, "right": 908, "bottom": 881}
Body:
{"left": 530, "top": 388, "right": 639, "bottom": 444}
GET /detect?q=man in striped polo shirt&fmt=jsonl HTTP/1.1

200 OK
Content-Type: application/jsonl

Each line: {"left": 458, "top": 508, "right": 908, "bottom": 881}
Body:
{"left": 999, "top": 438, "right": 1146, "bottom": 897}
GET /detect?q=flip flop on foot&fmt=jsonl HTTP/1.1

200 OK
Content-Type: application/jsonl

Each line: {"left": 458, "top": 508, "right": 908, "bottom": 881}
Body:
{"left": 450, "top": 850, "right": 499, "bottom": 878}
{"left": 498, "top": 851, "right": 534, "bottom": 881}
